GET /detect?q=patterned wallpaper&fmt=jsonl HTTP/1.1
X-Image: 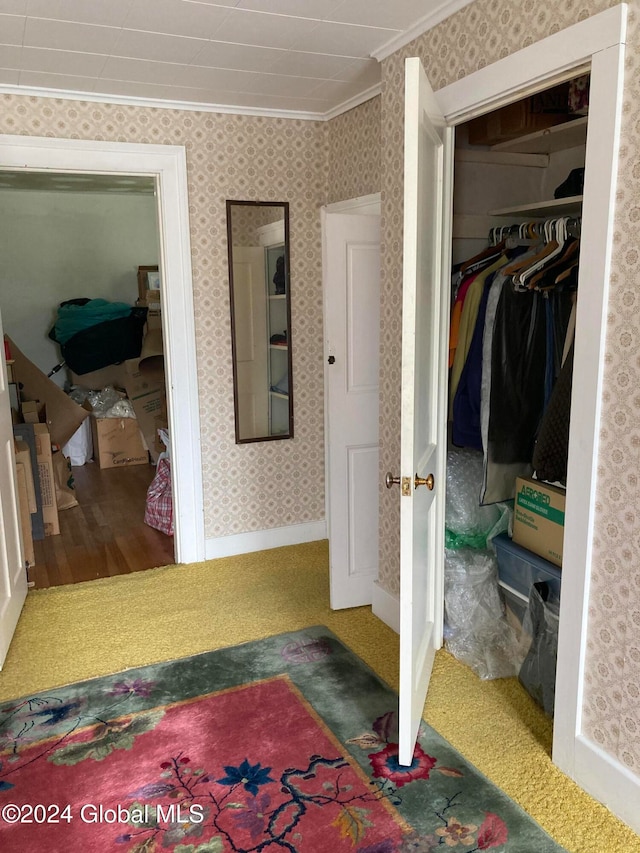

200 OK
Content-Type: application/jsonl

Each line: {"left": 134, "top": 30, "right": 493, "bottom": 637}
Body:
{"left": 326, "top": 96, "right": 381, "bottom": 204}
{"left": 0, "top": 101, "right": 329, "bottom": 539}
{"left": 375, "top": 0, "right": 640, "bottom": 778}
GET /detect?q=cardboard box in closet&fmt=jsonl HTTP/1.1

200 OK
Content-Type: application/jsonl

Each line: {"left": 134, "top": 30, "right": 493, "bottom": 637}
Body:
{"left": 512, "top": 476, "right": 566, "bottom": 568}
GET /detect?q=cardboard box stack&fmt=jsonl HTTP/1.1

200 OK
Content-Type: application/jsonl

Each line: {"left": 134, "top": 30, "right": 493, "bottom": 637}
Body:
{"left": 32, "top": 423, "right": 60, "bottom": 536}
{"left": 68, "top": 265, "right": 168, "bottom": 463}
{"left": 4, "top": 334, "right": 86, "bottom": 564}
{"left": 512, "top": 475, "right": 566, "bottom": 568}
{"left": 14, "top": 438, "right": 37, "bottom": 566}
{"left": 14, "top": 456, "right": 35, "bottom": 567}
{"left": 11, "top": 420, "right": 61, "bottom": 568}
{"left": 70, "top": 359, "right": 165, "bottom": 465}
{"left": 137, "top": 265, "right": 162, "bottom": 331}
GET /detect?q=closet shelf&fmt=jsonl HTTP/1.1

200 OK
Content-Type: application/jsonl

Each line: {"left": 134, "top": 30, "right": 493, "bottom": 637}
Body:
{"left": 489, "top": 196, "right": 583, "bottom": 218}
{"left": 491, "top": 116, "right": 588, "bottom": 155}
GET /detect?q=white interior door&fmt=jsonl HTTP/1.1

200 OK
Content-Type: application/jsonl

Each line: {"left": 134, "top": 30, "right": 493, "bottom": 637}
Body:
{"left": 324, "top": 211, "right": 380, "bottom": 609}
{"left": 0, "top": 309, "right": 28, "bottom": 669}
{"left": 232, "top": 246, "right": 269, "bottom": 440}
{"left": 398, "top": 57, "right": 453, "bottom": 765}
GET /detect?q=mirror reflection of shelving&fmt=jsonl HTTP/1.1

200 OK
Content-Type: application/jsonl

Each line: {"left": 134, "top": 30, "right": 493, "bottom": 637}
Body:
{"left": 266, "top": 244, "right": 289, "bottom": 436}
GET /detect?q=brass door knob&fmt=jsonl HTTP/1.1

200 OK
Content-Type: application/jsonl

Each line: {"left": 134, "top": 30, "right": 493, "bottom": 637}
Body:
{"left": 415, "top": 472, "right": 434, "bottom": 490}
{"left": 385, "top": 472, "right": 400, "bottom": 489}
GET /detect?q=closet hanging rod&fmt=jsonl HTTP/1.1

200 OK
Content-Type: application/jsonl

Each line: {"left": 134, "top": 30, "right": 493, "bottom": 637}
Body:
{"left": 489, "top": 215, "right": 581, "bottom": 246}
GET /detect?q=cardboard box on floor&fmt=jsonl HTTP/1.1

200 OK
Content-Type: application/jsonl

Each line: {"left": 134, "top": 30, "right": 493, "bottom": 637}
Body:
{"left": 512, "top": 476, "right": 565, "bottom": 567}
{"left": 84, "top": 402, "right": 149, "bottom": 469}
{"left": 15, "top": 461, "right": 35, "bottom": 567}
{"left": 13, "top": 424, "right": 45, "bottom": 540}
{"left": 5, "top": 335, "right": 88, "bottom": 448}
{"left": 32, "top": 423, "right": 60, "bottom": 536}
{"left": 14, "top": 439, "right": 37, "bottom": 514}
{"left": 14, "top": 437, "right": 37, "bottom": 565}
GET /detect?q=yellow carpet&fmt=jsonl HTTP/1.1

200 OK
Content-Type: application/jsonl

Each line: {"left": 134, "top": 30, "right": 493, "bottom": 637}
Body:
{"left": 1, "top": 540, "right": 638, "bottom": 853}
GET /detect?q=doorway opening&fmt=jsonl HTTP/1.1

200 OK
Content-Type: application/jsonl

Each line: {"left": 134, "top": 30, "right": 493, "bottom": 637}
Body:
{"left": 1, "top": 169, "right": 174, "bottom": 587}
{"left": 0, "top": 135, "right": 206, "bottom": 587}
{"left": 445, "top": 69, "right": 589, "bottom": 703}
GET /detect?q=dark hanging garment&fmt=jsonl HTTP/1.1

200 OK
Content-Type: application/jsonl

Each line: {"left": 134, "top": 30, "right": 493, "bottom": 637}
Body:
{"left": 487, "top": 285, "right": 547, "bottom": 466}
{"left": 532, "top": 342, "right": 574, "bottom": 484}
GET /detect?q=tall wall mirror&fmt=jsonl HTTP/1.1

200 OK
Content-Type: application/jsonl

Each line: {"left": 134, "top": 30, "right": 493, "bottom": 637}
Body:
{"left": 226, "top": 200, "right": 293, "bottom": 442}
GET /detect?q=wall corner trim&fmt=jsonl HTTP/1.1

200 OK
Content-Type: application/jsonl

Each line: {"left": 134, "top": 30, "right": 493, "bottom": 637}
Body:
{"left": 571, "top": 735, "right": 640, "bottom": 835}
{"left": 205, "top": 520, "right": 327, "bottom": 560}
{"left": 372, "top": 580, "right": 400, "bottom": 633}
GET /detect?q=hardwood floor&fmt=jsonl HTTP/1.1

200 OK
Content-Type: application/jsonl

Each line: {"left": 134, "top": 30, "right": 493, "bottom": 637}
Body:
{"left": 30, "top": 461, "right": 175, "bottom": 589}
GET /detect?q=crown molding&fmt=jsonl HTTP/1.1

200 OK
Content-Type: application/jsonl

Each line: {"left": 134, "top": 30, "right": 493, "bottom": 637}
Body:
{"left": 0, "top": 84, "right": 324, "bottom": 122}
{"left": 321, "top": 83, "right": 382, "bottom": 121}
{"left": 371, "top": 0, "right": 476, "bottom": 61}
{"left": 0, "top": 81, "right": 381, "bottom": 123}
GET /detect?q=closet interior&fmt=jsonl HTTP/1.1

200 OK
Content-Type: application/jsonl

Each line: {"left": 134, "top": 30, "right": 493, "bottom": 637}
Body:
{"left": 445, "top": 73, "right": 589, "bottom": 715}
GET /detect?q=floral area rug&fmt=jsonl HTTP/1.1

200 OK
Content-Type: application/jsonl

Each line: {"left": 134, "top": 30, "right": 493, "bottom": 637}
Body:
{"left": 0, "top": 626, "right": 566, "bottom": 852}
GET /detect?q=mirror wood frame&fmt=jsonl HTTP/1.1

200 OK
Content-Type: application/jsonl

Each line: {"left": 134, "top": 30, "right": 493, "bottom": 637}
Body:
{"left": 226, "top": 199, "right": 293, "bottom": 443}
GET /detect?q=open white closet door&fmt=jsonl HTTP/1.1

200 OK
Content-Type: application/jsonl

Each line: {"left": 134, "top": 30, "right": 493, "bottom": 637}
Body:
{"left": 397, "top": 57, "right": 453, "bottom": 765}
{"left": 0, "top": 307, "right": 28, "bottom": 669}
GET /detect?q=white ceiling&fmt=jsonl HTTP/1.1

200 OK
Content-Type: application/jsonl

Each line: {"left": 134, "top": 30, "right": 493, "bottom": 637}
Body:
{"left": 0, "top": 0, "right": 474, "bottom": 119}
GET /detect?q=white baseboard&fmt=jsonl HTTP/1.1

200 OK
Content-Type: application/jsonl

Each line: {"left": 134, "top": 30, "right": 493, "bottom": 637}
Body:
{"left": 205, "top": 520, "right": 327, "bottom": 560}
{"left": 372, "top": 579, "right": 400, "bottom": 633}
{"left": 571, "top": 734, "right": 640, "bottom": 835}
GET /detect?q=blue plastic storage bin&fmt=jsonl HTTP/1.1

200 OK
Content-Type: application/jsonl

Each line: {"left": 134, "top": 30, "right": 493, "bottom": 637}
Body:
{"left": 493, "top": 532, "right": 562, "bottom": 601}
{"left": 494, "top": 531, "right": 561, "bottom": 638}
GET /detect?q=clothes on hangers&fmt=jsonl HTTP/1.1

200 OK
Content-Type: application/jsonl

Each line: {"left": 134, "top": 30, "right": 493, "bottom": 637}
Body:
{"left": 452, "top": 277, "right": 493, "bottom": 450}
{"left": 449, "top": 271, "right": 478, "bottom": 368}
{"left": 452, "top": 244, "right": 531, "bottom": 450}
{"left": 449, "top": 216, "right": 580, "bottom": 504}
{"left": 449, "top": 254, "right": 510, "bottom": 416}
{"left": 533, "top": 342, "right": 574, "bottom": 484}
{"left": 479, "top": 270, "right": 528, "bottom": 504}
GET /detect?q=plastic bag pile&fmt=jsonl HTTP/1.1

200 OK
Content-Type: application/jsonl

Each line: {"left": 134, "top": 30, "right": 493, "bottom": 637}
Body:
{"left": 444, "top": 448, "right": 520, "bottom": 680}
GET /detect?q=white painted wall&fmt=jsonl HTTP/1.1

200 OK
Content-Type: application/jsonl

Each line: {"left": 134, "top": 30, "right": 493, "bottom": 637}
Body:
{"left": 0, "top": 189, "right": 159, "bottom": 385}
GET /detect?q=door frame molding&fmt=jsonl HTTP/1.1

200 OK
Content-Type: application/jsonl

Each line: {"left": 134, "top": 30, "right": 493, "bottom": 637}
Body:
{"left": 434, "top": 3, "right": 633, "bottom": 831}
{"left": 323, "top": 193, "right": 381, "bottom": 217}
{"left": 0, "top": 135, "right": 205, "bottom": 565}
